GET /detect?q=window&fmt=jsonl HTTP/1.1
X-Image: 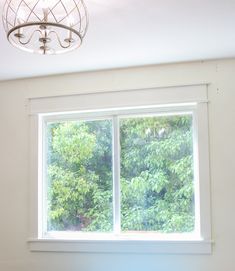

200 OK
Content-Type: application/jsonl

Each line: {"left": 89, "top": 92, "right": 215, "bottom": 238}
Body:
{"left": 28, "top": 85, "right": 212, "bottom": 253}
{"left": 44, "top": 110, "right": 195, "bottom": 237}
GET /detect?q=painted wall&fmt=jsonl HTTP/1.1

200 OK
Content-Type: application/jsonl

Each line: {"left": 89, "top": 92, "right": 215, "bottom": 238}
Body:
{"left": 0, "top": 59, "right": 234, "bottom": 271}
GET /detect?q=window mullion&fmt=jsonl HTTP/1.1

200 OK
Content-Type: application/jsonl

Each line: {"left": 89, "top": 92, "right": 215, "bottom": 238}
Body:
{"left": 112, "top": 116, "right": 121, "bottom": 234}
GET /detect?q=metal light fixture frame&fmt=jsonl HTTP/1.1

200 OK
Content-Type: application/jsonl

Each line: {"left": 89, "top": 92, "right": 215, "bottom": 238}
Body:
{"left": 2, "top": 0, "right": 89, "bottom": 55}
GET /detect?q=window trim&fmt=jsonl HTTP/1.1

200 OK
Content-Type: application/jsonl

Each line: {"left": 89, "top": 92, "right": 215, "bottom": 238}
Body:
{"left": 28, "top": 85, "right": 212, "bottom": 254}
{"left": 28, "top": 239, "right": 212, "bottom": 254}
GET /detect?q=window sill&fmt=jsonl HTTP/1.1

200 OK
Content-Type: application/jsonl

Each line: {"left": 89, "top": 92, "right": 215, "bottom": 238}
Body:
{"left": 28, "top": 237, "right": 212, "bottom": 254}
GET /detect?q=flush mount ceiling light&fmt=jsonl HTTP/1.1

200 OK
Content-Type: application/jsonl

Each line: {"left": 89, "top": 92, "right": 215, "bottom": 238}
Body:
{"left": 2, "top": 0, "right": 89, "bottom": 55}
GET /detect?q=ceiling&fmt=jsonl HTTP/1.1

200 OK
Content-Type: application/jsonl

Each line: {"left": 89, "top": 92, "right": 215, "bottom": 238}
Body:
{"left": 1, "top": 0, "right": 235, "bottom": 81}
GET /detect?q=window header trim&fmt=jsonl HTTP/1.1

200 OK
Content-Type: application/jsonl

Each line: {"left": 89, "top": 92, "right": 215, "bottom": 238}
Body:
{"left": 28, "top": 85, "right": 208, "bottom": 115}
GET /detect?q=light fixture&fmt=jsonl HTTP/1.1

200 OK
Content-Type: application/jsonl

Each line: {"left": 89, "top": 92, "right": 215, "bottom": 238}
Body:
{"left": 2, "top": 0, "right": 89, "bottom": 55}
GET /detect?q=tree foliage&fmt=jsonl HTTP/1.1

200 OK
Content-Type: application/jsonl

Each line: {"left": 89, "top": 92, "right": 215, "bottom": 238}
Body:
{"left": 47, "top": 114, "right": 195, "bottom": 233}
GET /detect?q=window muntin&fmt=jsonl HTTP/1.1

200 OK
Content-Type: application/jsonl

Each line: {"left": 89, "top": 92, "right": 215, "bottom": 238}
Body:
{"left": 41, "top": 108, "right": 199, "bottom": 239}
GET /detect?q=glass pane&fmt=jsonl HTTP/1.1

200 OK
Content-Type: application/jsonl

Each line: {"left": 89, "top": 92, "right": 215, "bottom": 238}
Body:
{"left": 120, "top": 113, "right": 195, "bottom": 233}
{"left": 46, "top": 119, "right": 113, "bottom": 232}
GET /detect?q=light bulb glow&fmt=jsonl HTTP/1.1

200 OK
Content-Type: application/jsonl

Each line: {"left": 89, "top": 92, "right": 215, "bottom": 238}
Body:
{"left": 67, "top": 15, "right": 75, "bottom": 27}
{"left": 40, "top": 0, "right": 59, "bottom": 10}
{"left": 16, "top": 8, "right": 26, "bottom": 24}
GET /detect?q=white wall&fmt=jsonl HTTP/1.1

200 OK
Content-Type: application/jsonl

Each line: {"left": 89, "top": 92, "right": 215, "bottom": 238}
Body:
{"left": 0, "top": 59, "right": 234, "bottom": 271}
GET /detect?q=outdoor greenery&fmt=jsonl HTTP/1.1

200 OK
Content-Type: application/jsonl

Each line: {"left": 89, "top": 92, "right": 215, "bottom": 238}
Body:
{"left": 47, "top": 113, "right": 195, "bottom": 233}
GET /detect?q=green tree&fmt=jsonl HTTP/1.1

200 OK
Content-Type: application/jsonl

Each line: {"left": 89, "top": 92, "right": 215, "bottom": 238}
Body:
{"left": 120, "top": 115, "right": 194, "bottom": 232}
{"left": 47, "top": 120, "right": 113, "bottom": 231}
{"left": 47, "top": 114, "right": 194, "bottom": 233}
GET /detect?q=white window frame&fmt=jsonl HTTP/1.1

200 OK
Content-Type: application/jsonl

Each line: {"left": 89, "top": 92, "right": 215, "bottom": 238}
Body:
{"left": 28, "top": 85, "right": 212, "bottom": 254}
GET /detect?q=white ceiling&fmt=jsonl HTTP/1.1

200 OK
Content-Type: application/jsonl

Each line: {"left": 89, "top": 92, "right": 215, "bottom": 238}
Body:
{"left": 1, "top": 0, "right": 235, "bottom": 81}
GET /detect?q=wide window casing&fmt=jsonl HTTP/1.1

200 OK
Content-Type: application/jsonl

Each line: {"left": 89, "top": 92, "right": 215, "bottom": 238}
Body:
{"left": 28, "top": 85, "right": 212, "bottom": 253}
